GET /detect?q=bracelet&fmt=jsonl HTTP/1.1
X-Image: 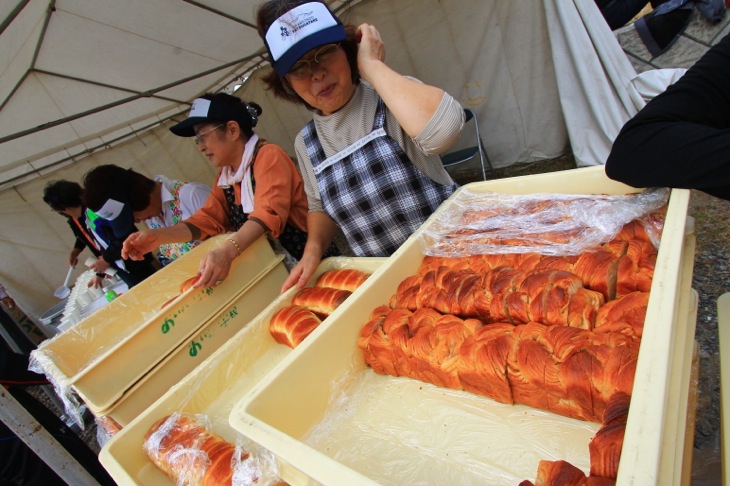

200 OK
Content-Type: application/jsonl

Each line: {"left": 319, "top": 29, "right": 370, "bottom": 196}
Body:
{"left": 227, "top": 237, "right": 243, "bottom": 256}
{"left": 95, "top": 272, "right": 106, "bottom": 278}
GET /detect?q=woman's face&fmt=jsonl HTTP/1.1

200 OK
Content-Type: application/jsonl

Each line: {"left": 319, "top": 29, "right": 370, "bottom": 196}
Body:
{"left": 286, "top": 44, "right": 356, "bottom": 115}
{"left": 193, "top": 122, "right": 238, "bottom": 168}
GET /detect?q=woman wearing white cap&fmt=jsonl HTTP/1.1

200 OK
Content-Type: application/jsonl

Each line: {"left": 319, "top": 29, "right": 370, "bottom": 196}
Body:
{"left": 122, "top": 92, "right": 338, "bottom": 288}
{"left": 256, "top": 0, "right": 465, "bottom": 292}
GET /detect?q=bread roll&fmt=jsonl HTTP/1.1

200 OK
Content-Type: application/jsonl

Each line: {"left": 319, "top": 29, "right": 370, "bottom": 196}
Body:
{"left": 144, "top": 413, "right": 245, "bottom": 485}
{"left": 291, "top": 286, "right": 352, "bottom": 319}
{"left": 269, "top": 305, "right": 322, "bottom": 348}
{"left": 314, "top": 269, "right": 370, "bottom": 292}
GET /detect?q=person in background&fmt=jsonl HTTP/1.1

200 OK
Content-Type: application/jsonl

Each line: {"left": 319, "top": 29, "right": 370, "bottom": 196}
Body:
{"left": 605, "top": 32, "right": 730, "bottom": 201}
{"left": 122, "top": 93, "right": 338, "bottom": 288}
{"left": 255, "top": 0, "right": 464, "bottom": 293}
{"left": 43, "top": 180, "right": 157, "bottom": 289}
{"left": 81, "top": 165, "right": 210, "bottom": 266}
{"left": 594, "top": 0, "right": 672, "bottom": 30}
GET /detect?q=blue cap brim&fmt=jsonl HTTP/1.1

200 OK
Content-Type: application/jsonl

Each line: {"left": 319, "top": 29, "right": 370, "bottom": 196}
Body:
{"left": 271, "top": 24, "right": 346, "bottom": 77}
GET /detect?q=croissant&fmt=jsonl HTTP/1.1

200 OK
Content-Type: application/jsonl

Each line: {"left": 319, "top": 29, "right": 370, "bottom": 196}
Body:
{"left": 291, "top": 286, "right": 352, "bottom": 319}
{"left": 314, "top": 269, "right": 370, "bottom": 292}
{"left": 269, "top": 305, "right": 322, "bottom": 348}
{"left": 144, "top": 413, "right": 245, "bottom": 485}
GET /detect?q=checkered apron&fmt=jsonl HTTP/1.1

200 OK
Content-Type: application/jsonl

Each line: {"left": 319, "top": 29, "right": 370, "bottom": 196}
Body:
{"left": 303, "top": 99, "right": 457, "bottom": 257}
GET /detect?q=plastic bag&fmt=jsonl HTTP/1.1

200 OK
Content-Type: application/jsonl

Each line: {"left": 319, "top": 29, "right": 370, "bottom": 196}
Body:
{"left": 418, "top": 187, "right": 670, "bottom": 257}
{"left": 143, "top": 412, "right": 280, "bottom": 486}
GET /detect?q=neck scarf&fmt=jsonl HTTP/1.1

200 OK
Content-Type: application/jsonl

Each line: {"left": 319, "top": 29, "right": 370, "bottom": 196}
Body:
{"left": 217, "top": 134, "right": 258, "bottom": 213}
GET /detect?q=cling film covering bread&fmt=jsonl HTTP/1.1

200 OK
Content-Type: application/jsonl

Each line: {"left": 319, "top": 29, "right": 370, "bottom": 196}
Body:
{"left": 418, "top": 187, "right": 669, "bottom": 257}
{"left": 143, "top": 412, "right": 283, "bottom": 485}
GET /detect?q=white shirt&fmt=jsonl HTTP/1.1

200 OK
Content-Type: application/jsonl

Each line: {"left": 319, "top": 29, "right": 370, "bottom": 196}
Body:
{"left": 144, "top": 175, "right": 211, "bottom": 228}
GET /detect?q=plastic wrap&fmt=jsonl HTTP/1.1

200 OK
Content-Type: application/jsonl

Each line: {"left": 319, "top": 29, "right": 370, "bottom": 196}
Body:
{"left": 98, "top": 257, "right": 386, "bottom": 485}
{"left": 27, "top": 234, "right": 283, "bottom": 425}
{"left": 143, "top": 412, "right": 279, "bottom": 486}
{"left": 418, "top": 187, "right": 670, "bottom": 257}
{"left": 303, "top": 361, "right": 598, "bottom": 485}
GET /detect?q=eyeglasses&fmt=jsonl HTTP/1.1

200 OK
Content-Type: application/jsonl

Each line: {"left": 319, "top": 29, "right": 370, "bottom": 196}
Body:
{"left": 287, "top": 44, "right": 341, "bottom": 80}
{"left": 193, "top": 124, "right": 224, "bottom": 145}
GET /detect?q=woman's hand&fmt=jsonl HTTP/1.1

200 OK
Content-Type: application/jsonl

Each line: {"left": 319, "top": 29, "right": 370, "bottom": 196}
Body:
{"left": 122, "top": 230, "right": 161, "bottom": 260}
{"left": 280, "top": 252, "right": 322, "bottom": 293}
{"left": 193, "top": 244, "right": 239, "bottom": 288}
{"left": 87, "top": 275, "right": 105, "bottom": 289}
{"left": 90, "top": 257, "right": 110, "bottom": 274}
{"left": 356, "top": 23, "right": 386, "bottom": 84}
{"left": 68, "top": 248, "right": 81, "bottom": 267}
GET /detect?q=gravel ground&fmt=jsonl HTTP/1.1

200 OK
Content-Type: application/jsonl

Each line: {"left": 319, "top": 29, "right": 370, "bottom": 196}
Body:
{"left": 687, "top": 190, "right": 728, "bottom": 485}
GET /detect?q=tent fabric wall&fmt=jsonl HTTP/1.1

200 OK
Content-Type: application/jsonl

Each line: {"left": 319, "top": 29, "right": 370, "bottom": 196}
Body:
{"left": 234, "top": 0, "right": 571, "bottom": 165}
{"left": 0, "top": 0, "right": 671, "bottom": 321}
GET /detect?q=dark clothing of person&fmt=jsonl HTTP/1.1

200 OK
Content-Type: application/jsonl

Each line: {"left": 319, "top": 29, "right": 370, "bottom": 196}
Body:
{"left": 605, "top": 32, "right": 730, "bottom": 201}
{"left": 595, "top": 0, "right": 667, "bottom": 30}
{"left": 65, "top": 211, "right": 156, "bottom": 288}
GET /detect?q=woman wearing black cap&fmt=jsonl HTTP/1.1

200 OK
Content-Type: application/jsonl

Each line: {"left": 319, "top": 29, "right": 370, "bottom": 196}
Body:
{"left": 122, "top": 92, "right": 337, "bottom": 288}
{"left": 255, "top": 0, "right": 464, "bottom": 292}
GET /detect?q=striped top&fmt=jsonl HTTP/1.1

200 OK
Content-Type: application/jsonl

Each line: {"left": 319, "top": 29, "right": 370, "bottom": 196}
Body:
{"left": 294, "top": 80, "right": 464, "bottom": 212}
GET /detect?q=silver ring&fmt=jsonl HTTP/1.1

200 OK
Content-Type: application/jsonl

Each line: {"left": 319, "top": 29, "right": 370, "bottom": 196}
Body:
{"left": 215, "top": 280, "right": 223, "bottom": 286}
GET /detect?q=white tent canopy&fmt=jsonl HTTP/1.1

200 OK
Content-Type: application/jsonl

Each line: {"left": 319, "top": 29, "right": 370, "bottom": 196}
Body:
{"left": 1, "top": 0, "right": 661, "bottom": 320}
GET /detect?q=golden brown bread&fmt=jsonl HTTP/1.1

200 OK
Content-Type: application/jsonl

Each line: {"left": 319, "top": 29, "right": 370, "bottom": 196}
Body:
{"left": 594, "top": 291, "right": 649, "bottom": 338}
{"left": 589, "top": 392, "right": 630, "bottom": 479}
{"left": 143, "top": 413, "right": 245, "bottom": 485}
{"left": 314, "top": 269, "right": 370, "bottom": 292}
{"left": 291, "top": 286, "right": 352, "bottom": 319}
{"left": 161, "top": 275, "right": 200, "bottom": 309}
{"left": 269, "top": 305, "right": 322, "bottom": 348}
{"left": 359, "top": 307, "right": 637, "bottom": 423}
{"left": 615, "top": 240, "right": 657, "bottom": 298}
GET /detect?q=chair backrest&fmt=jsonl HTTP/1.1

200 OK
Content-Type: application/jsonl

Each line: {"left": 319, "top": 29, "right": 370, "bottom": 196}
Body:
{"left": 440, "top": 107, "right": 491, "bottom": 181}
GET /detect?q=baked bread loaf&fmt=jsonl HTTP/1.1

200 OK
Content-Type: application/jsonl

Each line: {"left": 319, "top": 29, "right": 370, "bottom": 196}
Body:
{"left": 269, "top": 305, "right": 323, "bottom": 348}
{"left": 315, "top": 269, "right": 370, "bottom": 292}
{"left": 359, "top": 307, "right": 637, "bottom": 423}
{"left": 291, "top": 287, "right": 352, "bottom": 319}
{"left": 589, "top": 392, "right": 630, "bottom": 479}
{"left": 143, "top": 413, "right": 245, "bottom": 485}
{"left": 268, "top": 268, "right": 370, "bottom": 347}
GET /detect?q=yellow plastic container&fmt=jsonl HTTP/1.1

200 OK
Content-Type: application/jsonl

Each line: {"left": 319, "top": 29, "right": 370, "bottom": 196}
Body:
{"left": 98, "top": 257, "right": 386, "bottom": 485}
{"left": 229, "top": 166, "right": 698, "bottom": 485}
{"left": 93, "top": 254, "right": 288, "bottom": 424}
{"left": 33, "top": 234, "right": 281, "bottom": 412}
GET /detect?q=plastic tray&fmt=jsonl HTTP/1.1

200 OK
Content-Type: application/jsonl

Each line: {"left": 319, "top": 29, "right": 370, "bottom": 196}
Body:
{"left": 98, "top": 257, "right": 386, "bottom": 485}
{"left": 32, "top": 234, "right": 281, "bottom": 412}
{"left": 92, "top": 254, "right": 287, "bottom": 423}
{"left": 229, "top": 166, "right": 698, "bottom": 485}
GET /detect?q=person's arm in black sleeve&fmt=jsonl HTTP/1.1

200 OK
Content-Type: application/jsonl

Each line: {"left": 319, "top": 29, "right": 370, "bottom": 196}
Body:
{"left": 605, "top": 33, "right": 730, "bottom": 201}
